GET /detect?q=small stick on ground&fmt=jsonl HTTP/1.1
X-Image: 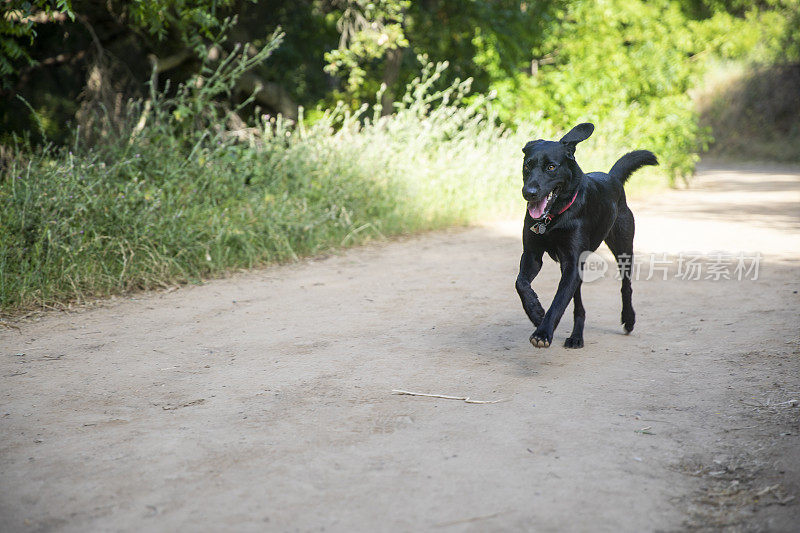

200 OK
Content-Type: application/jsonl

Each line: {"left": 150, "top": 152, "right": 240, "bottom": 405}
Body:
{"left": 756, "top": 484, "right": 781, "bottom": 496}
{"left": 162, "top": 398, "right": 205, "bottom": 410}
{"left": 391, "top": 389, "right": 507, "bottom": 404}
{"left": 434, "top": 511, "right": 503, "bottom": 527}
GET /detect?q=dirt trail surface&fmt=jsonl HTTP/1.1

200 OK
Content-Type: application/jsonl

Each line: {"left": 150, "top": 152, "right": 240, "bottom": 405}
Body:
{"left": 2, "top": 163, "right": 799, "bottom": 532}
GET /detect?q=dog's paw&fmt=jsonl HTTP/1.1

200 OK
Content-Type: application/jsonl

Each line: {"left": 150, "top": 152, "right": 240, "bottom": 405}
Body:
{"left": 564, "top": 336, "right": 584, "bottom": 349}
{"left": 529, "top": 329, "right": 552, "bottom": 348}
{"left": 621, "top": 310, "right": 635, "bottom": 334}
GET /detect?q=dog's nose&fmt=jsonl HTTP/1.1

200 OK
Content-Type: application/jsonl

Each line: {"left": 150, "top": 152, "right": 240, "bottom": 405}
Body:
{"left": 522, "top": 185, "right": 539, "bottom": 201}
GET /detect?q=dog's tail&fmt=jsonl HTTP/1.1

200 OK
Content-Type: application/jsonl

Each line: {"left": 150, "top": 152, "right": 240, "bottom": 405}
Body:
{"left": 609, "top": 150, "right": 658, "bottom": 184}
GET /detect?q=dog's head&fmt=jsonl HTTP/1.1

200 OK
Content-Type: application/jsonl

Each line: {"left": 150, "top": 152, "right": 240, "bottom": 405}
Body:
{"left": 521, "top": 122, "right": 594, "bottom": 219}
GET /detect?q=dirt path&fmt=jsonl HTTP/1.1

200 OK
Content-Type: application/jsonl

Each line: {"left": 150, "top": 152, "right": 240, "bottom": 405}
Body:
{"left": 2, "top": 162, "right": 799, "bottom": 532}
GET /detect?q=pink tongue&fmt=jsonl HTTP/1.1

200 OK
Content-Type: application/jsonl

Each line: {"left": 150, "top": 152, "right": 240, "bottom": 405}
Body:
{"left": 528, "top": 197, "right": 547, "bottom": 219}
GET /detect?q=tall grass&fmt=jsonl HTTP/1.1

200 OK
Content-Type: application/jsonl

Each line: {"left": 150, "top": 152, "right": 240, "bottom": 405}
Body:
{"left": 1, "top": 37, "right": 666, "bottom": 315}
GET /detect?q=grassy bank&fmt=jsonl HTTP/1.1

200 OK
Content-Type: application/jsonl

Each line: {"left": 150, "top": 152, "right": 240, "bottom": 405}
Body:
{"left": 1, "top": 49, "right": 669, "bottom": 316}
{"left": 697, "top": 61, "right": 800, "bottom": 162}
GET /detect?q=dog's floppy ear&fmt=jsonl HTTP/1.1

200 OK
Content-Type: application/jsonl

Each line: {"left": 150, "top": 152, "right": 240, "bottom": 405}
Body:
{"left": 522, "top": 139, "right": 546, "bottom": 154}
{"left": 559, "top": 123, "right": 594, "bottom": 146}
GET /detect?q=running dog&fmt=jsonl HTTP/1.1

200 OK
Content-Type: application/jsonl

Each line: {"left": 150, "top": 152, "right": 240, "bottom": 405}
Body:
{"left": 516, "top": 123, "right": 658, "bottom": 348}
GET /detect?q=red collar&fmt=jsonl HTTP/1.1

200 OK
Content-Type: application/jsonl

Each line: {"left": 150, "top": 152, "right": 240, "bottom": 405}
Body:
{"left": 556, "top": 189, "right": 579, "bottom": 215}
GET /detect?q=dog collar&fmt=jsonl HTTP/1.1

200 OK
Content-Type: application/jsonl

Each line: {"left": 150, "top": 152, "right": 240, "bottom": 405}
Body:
{"left": 530, "top": 189, "right": 579, "bottom": 234}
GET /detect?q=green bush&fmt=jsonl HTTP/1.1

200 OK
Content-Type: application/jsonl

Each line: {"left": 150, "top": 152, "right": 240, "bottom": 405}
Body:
{"left": 488, "top": 0, "right": 719, "bottom": 182}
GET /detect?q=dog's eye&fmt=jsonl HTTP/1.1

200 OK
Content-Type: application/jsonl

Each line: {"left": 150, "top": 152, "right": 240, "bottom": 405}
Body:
{"left": 546, "top": 164, "right": 556, "bottom": 171}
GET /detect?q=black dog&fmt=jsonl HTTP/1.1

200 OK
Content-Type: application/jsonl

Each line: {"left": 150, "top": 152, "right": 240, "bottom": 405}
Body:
{"left": 516, "top": 123, "right": 657, "bottom": 348}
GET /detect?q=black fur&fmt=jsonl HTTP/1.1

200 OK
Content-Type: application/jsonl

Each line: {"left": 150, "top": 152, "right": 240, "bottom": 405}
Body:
{"left": 516, "top": 123, "right": 658, "bottom": 348}
{"left": 609, "top": 150, "right": 659, "bottom": 184}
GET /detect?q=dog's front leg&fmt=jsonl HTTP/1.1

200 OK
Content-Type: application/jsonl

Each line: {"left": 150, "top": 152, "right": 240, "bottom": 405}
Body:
{"left": 530, "top": 259, "right": 581, "bottom": 348}
{"left": 516, "top": 250, "right": 546, "bottom": 326}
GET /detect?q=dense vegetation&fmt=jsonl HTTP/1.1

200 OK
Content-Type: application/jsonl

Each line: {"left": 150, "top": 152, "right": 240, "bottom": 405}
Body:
{"left": 1, "top": 0, "right": 798, "bottom": 313}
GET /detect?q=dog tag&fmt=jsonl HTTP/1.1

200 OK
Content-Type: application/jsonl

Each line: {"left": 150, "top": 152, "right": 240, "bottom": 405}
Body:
{"left": 531, "top": 223, "right": 546, "bottom": 234}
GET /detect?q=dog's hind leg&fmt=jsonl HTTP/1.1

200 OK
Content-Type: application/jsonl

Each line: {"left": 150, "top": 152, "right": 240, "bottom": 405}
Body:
{"left": 516, "top": 250, "right": 546, "bottom": 326}
{"left": 605, "top": 207, "right": 636, "bottom": 333}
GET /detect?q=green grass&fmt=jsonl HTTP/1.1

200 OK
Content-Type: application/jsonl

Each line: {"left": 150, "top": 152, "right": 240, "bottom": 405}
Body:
{"left": 1, "top": 54, "right": 675, "bottom": 315}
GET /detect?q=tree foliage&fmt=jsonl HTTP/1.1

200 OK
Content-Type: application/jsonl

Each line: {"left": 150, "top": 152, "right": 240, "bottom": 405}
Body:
{"left": 1, "top": 0, "right": 798, "bottom": 176}
{"left": 1, "top": 0, "right": 74, "bottom": 76}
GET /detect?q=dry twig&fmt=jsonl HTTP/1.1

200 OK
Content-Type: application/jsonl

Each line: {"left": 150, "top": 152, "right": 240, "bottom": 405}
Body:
{"left": 391, "top": 389, "right": 506, "bottom": 404}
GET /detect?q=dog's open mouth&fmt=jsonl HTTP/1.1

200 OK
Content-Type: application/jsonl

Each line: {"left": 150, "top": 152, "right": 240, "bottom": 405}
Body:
{"left": 527, "top": 187, "right": 560, "bottom": 219}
